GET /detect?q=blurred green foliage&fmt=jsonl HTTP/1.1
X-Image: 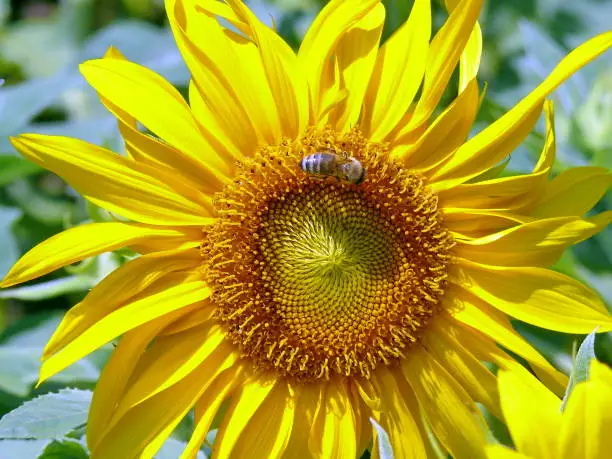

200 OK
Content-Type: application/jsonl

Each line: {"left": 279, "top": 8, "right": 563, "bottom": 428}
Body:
{"left": 0, "top": 0, "right": 611, "bottom": 457}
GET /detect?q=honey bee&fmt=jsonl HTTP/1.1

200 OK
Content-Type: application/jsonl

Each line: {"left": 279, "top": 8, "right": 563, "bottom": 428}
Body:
{"left": 299, "top": 151, "right": 366, "bottom": 185}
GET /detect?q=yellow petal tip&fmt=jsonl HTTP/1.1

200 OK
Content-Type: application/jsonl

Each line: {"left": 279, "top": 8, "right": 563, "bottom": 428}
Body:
{"left": 0, "top": 274, "right": 17, "bottom": 289}
{"left": 79, "top": 60, "right": 103, "bottom": 75}
{"left": 8, "top": 135, "right": 23, "bottom": 148}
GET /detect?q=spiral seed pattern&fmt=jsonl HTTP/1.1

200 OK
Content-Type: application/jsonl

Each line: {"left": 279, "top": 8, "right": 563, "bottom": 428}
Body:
{"left": 203, "top": 128, "right": 454, "bottom": 381}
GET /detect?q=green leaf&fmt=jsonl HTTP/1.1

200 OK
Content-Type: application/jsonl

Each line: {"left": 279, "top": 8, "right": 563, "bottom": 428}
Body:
{"left": 79, "top": 21, "right": 189, "bottom": 85}
{"left": 561, "top": 330, "right": 597, "bottom": 411}
{"left": 5, "top": 180, "right": 73, "bottom": 225}
{"left": 0, "top": 73, "right": 81, "bottom": 136}
{"left": 37, "top": 439, "right": 88, "bottom": 459}
{"left": 0, "top": 206, "right": 22, "bottom": 279}
{"left": 1, "top": 314, "right": 63, "bottom": 347}
{"left": 0, "top": 0, "right": 92, "bottom": 80}
{"left": 0, "top": 276, "right": 97, "bottom": 301}
{"left": 0, "top": 347, "right": 42, "bottom": 397}
{"left": 0, "top": 155, "right": 42, "bottom": 186}
{"left": 0, "top": 0, "right": 10, "bottom": 26}
{"left": 0, "top": 346, "right": 100, "bottom": 397}
{"left": 0, "top": 389, "right": 92, "bottom": 439}
{"left": 370, "top": 418, "right": 394, "bottom": 459}
{"left": 0, "top": 316, "right": 100, "bottom": 397}
{"left": 381, "top": 0, "right": 411, "bottom": 40}
{"left": 0, "top": 439, "right": 51, "bottom": 459}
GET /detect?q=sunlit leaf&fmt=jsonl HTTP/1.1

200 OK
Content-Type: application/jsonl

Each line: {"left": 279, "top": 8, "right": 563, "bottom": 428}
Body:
{"left": 0, "top": 389, "right": 92, "bottom": 440}
{"left": 0, "top": 439, "right": 50, "bottom": 459}
{"left": 79, "top": 21, "right": 189, "bottom": 85}
{"left": 0, "top": 206, "right": 22, "bottom": 279}
{"left": 37, "top": 438, "right": 88, "bottom": 459}
{"left": 4, "top": 180, "right": 72, "bottom": 225}
{"left": 0, "top": 347, "right": 99, "bottom": 397}
{"left": 561, "top": 330, "right": 597, "bottom": 410}
{"left": 0, "top": 73, "right": 82, "bottom": 137}
{"left": 0, "top": 276, "right": 97, "bottom": 302}
{"left": 370, "top": 417, "right": 394, "bottom": 459}
{"left": 0, "top": 155, "right": 42, "bottom": 186}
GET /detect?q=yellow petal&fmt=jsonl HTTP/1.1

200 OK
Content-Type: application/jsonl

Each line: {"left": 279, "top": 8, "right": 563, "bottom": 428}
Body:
{"left": 453, "top": 259, "right": 612, "bottom": 333}
{"left": 330, "top": 3, "right": 385, "bottom": 131}
{"left": 130, "top": 228, "right": 202, "bottom": 254}
{"left": 166, "top": 0, "right": 257, "bottom": 155}
{"left": 114, "top": 325, "right": 233, "bottom": 416}
{"left": 362, "top": 0, "right": 430, "bottom": 141}
{"left": 449, "top": 287, "right": 568, "bottom": 395}
{"left": 298, "top": 0, "right": 379, "bottom": 119}
{"left": 431, "top": 101, "right": 543, "bottom": 192}
{"left": 531, "top": 166, "right": 612, "bottom": 218}
{"left": 404, "top": 0, "right": 484, "bottom": 133}
{"left": 486, "top": 444, "right": 531, "bottom": 459}
{"left": 437, "top": 99, "right": 556, "bottom": 210}
{"left": 42, "top": 248, "right": 202, "bottom": 358}
{"left": 431, "top": 31, "right": 612, "bottom": 188}
{"left": 99, "top": 47, "right": 230, "bottom": 187}
{"left": 590, "top": 359, "right": 612, "bottom": 385}
{"left": 455, "top": 212, "right": 612, "bottom": 267}
{"left": 125, "top": 345, "right": 236, "bottom": 457}
{"left": 39, "top": 274, "right": 210, "bottom": 383}
{"left": 213, "top": 375, "right": 277, "bottom": 459}
{"left": 444, "top": 209, "right": 533, "bottom": 238}
{"left": 181, "top": 365, "right": 244, "bottom": 459}
{"left": 229, "top": 381, "right": 296, "bottom": 459}
{"left": 193, "top": 0, "right": 249, "bottom": 35}
{"left": 158, "top": 303, "right": 215, "bottom": 336}
{"left": 350, "top": 385, "right": 373, "bottom": 455}
{"left": 80, "top": 58, "right": 231, "bottom": 181}
{"left": 1, "top": 222, "right": 198, "bottom": 288}
{"left": 187, "top": 80, "right": 245, "bottom": 172}
{"left": 558, "top": 360, "right": 612, "bottom": 459}
{"left": 533, "top": 100, "right": 557, "bottom": 173}
{"left": 423, "top": 315, "right": 501, "bottom": 419}
{"left": 394, "top": 78, "right": 480, "bottom": 170}
{"left": 283, "top": 384, "right": 325, "bottom": 458}
{"left": 225, "top": 0, "right": 309, "bottom": 139}
{"left": 87, "top": 316, "right": 184, "bottom": 450}
{"left": 438, "top": 172, "right": 546, "bottom": 211}
{"left": 91, "top": 347, "right": 234, "bottom": 459}
{"left": 392, "top": 372, "right": 443, "bottom": 458}
{"left": 402, "top": 345, "right": 488, "bottom": 459}
{"left": 370, "top": 367, "right": 427, "bottom": 458}
{"left": 167, "top": 0, "right": 280, "bottom": 148}
{"left": 216, "top": 29, "right": 282, "bottom": 144}
{"left": 447, "top": 313, "right": 561, "bottom": 394}
{"left": 451, "top": 8, "right": 482, "bottom": 92}
{"left": 497, "top": 370, "right": 561, "bottom": 459}
{"left": 10, "top": 134, "right": 216, "bottom": 225}
{"left": 310, "top": 380, "right": 358, "bottom": 459}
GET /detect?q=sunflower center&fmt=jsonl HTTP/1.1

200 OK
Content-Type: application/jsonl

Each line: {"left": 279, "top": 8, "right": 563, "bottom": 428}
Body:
{"left": 203, "top": 128, "right": 454, "bottom": 381}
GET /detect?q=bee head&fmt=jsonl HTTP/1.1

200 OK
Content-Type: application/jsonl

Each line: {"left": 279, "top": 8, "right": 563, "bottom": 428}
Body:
{"left": 355, "top": 168, "right": 366, "bottom": 185}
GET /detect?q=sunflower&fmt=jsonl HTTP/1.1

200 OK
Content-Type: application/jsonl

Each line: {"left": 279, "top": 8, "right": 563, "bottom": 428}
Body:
{"left": 3, "top": 0, "right": 612, "bottom": 457}
{"left": 489, "top": 360, "right": 612, "bottom": 459}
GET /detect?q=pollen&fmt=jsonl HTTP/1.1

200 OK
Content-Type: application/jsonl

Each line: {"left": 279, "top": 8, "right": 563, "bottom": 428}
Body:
{"left": 203, "top": 127, "right": 454, "bottom": 382}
